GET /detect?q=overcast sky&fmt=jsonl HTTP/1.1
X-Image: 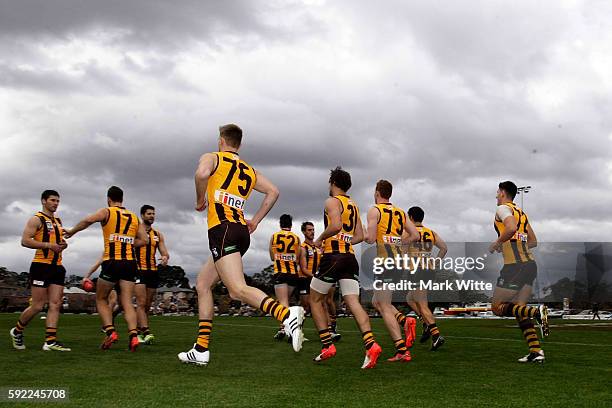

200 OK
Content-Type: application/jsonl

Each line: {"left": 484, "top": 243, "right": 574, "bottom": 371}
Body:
{"left": 1, "top": 0, "right": 611, "bottom": 279}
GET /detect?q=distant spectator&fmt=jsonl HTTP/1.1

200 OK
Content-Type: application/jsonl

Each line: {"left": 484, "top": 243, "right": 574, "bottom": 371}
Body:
{"left": 592, "top": 303, "right": 600, "bottom": 320}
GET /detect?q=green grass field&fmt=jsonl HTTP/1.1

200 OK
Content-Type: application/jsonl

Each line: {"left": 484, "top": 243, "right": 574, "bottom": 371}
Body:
{"left": 1, "top": 313, "right": 611, "bottom": 407}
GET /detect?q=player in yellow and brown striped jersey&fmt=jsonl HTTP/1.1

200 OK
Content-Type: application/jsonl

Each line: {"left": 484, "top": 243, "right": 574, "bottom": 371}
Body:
{"left": 64, "top": 186, "right": 149, "bottom": 352}
{"left": 10, "top": 190, "right": 71, "bottom": 352}
{"left": 135, "top": 204, "right": 170, "bottom": 344}
{"left": 364, "top": 180, "right": 420, "bottom": 362}
{"left": 489, "top": 181, "right": 549, "bottom": 363}
{"left": 269, "top": 214, "right": 301, "bottom": 340}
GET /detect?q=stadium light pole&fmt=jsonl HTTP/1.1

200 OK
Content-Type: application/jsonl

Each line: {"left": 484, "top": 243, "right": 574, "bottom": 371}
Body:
{"left": 516, "top": 186, "right": 531, "bottom": 209}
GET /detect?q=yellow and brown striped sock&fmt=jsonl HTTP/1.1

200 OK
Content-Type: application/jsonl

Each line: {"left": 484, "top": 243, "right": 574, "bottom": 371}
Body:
{"left": 128, "top": 328, "right": 138, "bottom": 339}
{"left": 103, "top": 324, "right": 115, "bottom": 336}
{"left": 518, "top": 318, "right": 541, "bottom": 353}
{"left": 14, "top": 319, "right": 26, "bottom": 335}
{"left": 45, "top": 327, "right": 57, "bottom": 344}
{"left": 394, "top": 311, "right": 406, "bottom": 326}
{"left": 319, "top": 329, "right": 332, "bottom": 348}
{"left": 394, "top": 338, "right": 407, "bottom": 355}
{"left": 260, "top": 296, "right": 289, "bottom": 322}
{"left": 500, "top": 302, "right": 539, "bottom": 319}
{"left": 196, "top": 319, "right": 212, "bottom": 352}
{"left": 428, "top": 324, "right": 440, "bottom": 340}
{"left": 362, "top": 330, "right": 376, "bottom": 350}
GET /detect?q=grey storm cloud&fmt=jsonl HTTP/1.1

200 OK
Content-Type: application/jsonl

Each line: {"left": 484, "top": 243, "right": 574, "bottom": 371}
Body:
{"left": 1, "top": 0, "right": 611, "bottom": 278}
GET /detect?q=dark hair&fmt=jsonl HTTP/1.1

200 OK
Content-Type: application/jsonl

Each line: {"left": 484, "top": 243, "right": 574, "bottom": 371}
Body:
{"left": 408, "top": 206, "right": 425, "bottom": 223}
{"left": 498, "top": 181, "right": 518, "bottom": 200}
{"left": 41, "top": 190, "right": 59, "bottom": 200}
{"left": 219, "top": 124, "right": 242, "bottom": 148}
{"left": 280, "top": 214, "right": 292, "bottom": 228}
{"left": 301, "top": 221, "right": 314, "bottom": 232}
{"left": 376, "top": 179, "right": 393, "bottom": 199}
{"left": 329, "top": 166, "right": 352, "bottom": 192}
{"left": 107, "top": 186, "right": 124, "bottom": 202}
{"left": 140, "top": 204, "right": 155, "bottom": 215}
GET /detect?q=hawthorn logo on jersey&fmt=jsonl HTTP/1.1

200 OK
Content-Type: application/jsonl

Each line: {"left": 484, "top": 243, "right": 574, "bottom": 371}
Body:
{"left": 275, "top": 253, "right": 297, "bottom": 262}
{"left": 108, "top": 234, "right": 135, "bottom": 244}
{"left": 153, "top": 235, "right": 160, "bottom": 242}
{"left": 382, "top": 235, "right": 401, "bottom": 244}
{"left": 334, "top": 232, "right": 353, "bottom": 243}
{"left": 214, "top": 190, "right": 245, "bottom": 210}
{"left": 46, "top": 221, "right": 54, "bottom": 231}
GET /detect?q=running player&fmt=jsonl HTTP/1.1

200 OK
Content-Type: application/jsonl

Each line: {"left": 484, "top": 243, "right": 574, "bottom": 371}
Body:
{"left": 310, "top": 166, "right": 382, "bottom": 369}
{"left": 64, "top": 186, "right": 148, "bottom": 352}
{"left": 270, "top": 214, "right": 301, "bottom": 340}
{"left": 365, "top": 180, "right": 419, "bottom": 361}
{"left": 178, "top": 124, "right": 304, "bottom": 366}
{"left": 405, "top": 206, "right": 447, "bottom": 351}
{"left": 489, "top": 181, "right": 549, "bottom": 363}
{"left": 10, "top": 190, "right": 71, "bottom": 351}
{"left": 135, "top": 204, "right": 170, "bottom": 344}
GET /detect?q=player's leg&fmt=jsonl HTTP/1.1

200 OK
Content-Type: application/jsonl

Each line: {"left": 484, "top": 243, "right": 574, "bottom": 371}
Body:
{"left": 135, "top": 282, "right": 149, "bottom": 342}
{"left": 492, "top": 263, "right": 548, "bottom": 335}
{"left": 215, "top": 253, "right": 304, "bottom": 351}
{"left": 340, "top": 279, "right": 382, "bottom": 369}
{"left": 273, "top": 283, "right": 291, "bottom": 339}
{"left": 405, "top": 298, "right": 428, "bottom": 343}
{"left": 299, "top": 281, "right": 310, "bottom": 314}
{"left": 310, "top": 278, "right": 337, "bottom": 361}
{"left": 372, "top": 290, "right": 409, "bottom": 361}
{"left": 118, "top": 279, "right": 139, "bottom": 351}
{"left": 412, "top": 290, "right": 442, "bottom": 350}
{"left": 326, "top": 285, "right": 340, "bottom": 339}
{"left": 97, "top": 279, "right": 119, "bottom": 349}
{"left": 10, "top": 285, "right": 48, "bottom": 350}
{"left": 42, "top": 283, "right": 71, "bottom": 351}
{"left": 178, "top": 258, "right": 219, "bottom": 365}
{"left": 514, "top": 284, "right": 545, "bottom": 363}
{"left": 142, "top": 286, "right": 157, "bottom": 343}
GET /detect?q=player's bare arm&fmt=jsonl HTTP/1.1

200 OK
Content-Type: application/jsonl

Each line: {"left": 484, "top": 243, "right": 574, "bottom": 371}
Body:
{"left": 364, "top": 207, "right": 379, "bottom": 244}
{"left": 246, "top": 171, "right": 279, "bottom": 233}
{"left": 134, "top": 221, "right": 150, "bottom": 248}
{"left": 352, "top": 212, "right": 365, "bottom": 245}
{"left": 433, "top": 231, "right": 448, "bottom": 258}
{"left": 158, "top": 232, "right": 170, "bottom": 265}
{"left": 63, "top": 208, "right": 109, "bottom": 239}
{"left": 299, "top": 247, "right": 312, "bottom": 277}
{"left": 401, "top": 214, "right": 420, "bottom": 243}
{"left": 314, "top": 197, "right": 342, "bottom": 247}
{"left": 83, "top": 254, "right": 104, "bottom": 283}
{"left": 194, "top": 153, "right": 217, "bottom": 212}
{"left": 526, "top": 224, "right": 537, "bottom": 249}
{"left": 489, "top": 214, "right": 516, "bottom": 253}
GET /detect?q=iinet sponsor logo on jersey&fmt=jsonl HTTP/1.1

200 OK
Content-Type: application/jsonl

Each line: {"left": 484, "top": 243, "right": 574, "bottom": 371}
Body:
{"left": 275, "top": 253, "right": 297, "bottom": 262}
{"left": 382, "top": 235, "right": 402, "bottom": 244}
{"left": 334, "top": 232, "right": 353, "bottom": 243}
{"left": 214, "top": 190, "right": 246, "bottom": 210}
{"left": 108, "top": 234, "right": 135, "bottom": 244}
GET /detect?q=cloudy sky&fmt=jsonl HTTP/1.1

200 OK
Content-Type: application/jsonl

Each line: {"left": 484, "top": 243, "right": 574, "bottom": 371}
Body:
{"left": 1, "top": 0, "right": 611, "bottom": 280}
